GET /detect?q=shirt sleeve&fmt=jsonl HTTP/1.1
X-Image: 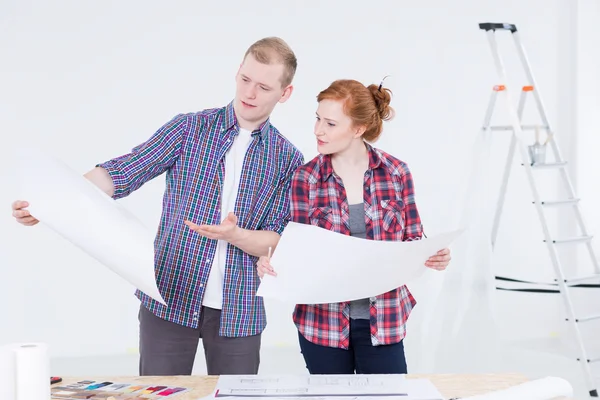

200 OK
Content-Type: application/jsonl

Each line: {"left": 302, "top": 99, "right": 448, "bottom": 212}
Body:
{"left": 259, "top": 149, "right": 305, "bottom": 235}
{"left": 96, "top": 113, "right": 188, "bottom": 199}
{"left": 289, "top": 166, "right": 311, "bottom": 225}
{"left": 400, "top": 167, "right": 423, "bottom": 241}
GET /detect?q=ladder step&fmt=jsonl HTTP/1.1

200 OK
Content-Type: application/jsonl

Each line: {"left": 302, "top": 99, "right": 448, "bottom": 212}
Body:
{"left": 562, "top": 273, "right": 600, "bottom": 285}
{"left": 489, "top": 124, "right": 548, "bottom": 131}
{"left": 567, "top": 314, "right": 600, "bottom": 323}
{"left": 526, "top": 161, "right": 568, "bottom": 169}
{"left": 534, "top": 199, "right": 580, "bottom": 207}
{"left": 579, "top": 356, "right": 600, "bottom": 364}
{"left": 544, "top": 235, "right": 593, "bottom": 244}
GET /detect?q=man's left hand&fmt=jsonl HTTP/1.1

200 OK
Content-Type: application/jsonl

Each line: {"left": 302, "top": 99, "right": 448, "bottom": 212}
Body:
{"left": 184, "top": 212, "right": 241, "bottom": 242}
{"left": 425, "top": 247, "right": 451, "bottom": 271}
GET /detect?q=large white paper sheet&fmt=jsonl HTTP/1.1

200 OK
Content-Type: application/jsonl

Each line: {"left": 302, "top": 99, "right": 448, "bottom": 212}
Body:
{"left": 14, "top": 147, "right": 167, "bottom": 305}
{"left": 210, "top": 374, "right": 443, "bottom": 399}
{"left": 256, "top": 222, "right": 463, "bottom": 304}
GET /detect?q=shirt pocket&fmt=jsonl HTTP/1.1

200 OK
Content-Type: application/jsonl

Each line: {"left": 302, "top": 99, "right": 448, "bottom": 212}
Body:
{"left": 309, "top": 206, "right": 335, "bottom": 231}
{"left": 380, "top": 199, "right": 405, "bottom": 233}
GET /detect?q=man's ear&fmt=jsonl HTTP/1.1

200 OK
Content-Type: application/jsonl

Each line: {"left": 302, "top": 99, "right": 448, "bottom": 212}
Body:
{"left": 279, "top": 84, "right": 294, "bottom": 104}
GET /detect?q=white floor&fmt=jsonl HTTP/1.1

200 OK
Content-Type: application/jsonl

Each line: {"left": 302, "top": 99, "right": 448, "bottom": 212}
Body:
{"left": 50, "top": 338, "right": 600, "bottom": 399}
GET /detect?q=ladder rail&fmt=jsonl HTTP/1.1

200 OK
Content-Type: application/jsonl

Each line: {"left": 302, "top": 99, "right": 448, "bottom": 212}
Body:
{"left": 511, "top": 31, "right": 553, "bottom": 131}
{"left": 490, "top": 89, "right": 527, "bottom": 250}
{"left": 482, "top": 27, "right": 598, "bottom": 395}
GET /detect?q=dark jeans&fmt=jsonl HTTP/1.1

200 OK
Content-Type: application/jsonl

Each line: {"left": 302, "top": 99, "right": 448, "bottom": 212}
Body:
{"left": 298, "top": 318, "right": 407, "bottom": 374}
{"left": 138, "top": 304, "right": 261, "bottom": 376}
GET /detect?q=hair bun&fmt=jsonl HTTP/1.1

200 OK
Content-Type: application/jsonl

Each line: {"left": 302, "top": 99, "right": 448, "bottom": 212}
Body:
{"left": 367, "top": 84, "right": 394, "bottom": 121}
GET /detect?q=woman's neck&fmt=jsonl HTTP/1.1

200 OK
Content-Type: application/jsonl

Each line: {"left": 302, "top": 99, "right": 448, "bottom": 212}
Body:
{"left": 331, "top": 140, "right": 369, "bottom": 171}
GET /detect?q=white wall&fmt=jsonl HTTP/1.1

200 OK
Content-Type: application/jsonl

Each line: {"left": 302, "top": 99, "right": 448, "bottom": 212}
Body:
{"left": 1, "top": 0, "right": 594, "bottom": 368}
{"left": 572, "top": 0, "right": 600, "bottom": 351}
{"left": 574, "top": 0, "right": 600, "bottom": 271}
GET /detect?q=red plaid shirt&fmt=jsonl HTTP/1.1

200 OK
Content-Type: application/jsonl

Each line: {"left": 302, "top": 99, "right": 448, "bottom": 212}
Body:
{"left": 290, "top": 143, "right": 423, "bottom": 349}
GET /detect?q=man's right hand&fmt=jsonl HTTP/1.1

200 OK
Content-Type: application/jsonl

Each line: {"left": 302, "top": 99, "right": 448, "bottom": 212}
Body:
{"left": 11, "top": 200, "right": 39, "bottom": 226}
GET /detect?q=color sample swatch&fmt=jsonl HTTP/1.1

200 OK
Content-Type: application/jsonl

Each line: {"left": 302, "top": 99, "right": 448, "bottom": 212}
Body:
{"left": 51, "top": 380, "right": 189, "bottom": 399}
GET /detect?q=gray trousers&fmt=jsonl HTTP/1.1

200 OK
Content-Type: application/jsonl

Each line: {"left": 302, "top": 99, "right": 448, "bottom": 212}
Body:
{"left": 138, "top": 304, "right": 261, "bottom": 376}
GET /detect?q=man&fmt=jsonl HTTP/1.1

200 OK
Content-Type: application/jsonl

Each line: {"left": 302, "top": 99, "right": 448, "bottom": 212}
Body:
{"left": 11, "top": 37, "right": 304, "bottom": 376}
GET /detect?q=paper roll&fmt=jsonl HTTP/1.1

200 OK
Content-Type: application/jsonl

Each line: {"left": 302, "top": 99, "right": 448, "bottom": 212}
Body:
{"left": 460, "top": 376, "right": 573, "bottom": 400}
{"left": 0, "top": 344, "right": 16, "bottom": 400}
{"left": 0, "top": 343, "right": 51, "bottom": 400}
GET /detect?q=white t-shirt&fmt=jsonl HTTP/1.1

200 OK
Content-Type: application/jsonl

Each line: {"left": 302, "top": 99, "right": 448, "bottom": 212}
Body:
{"left": 202, "top": 128, "right": 253, "bottom": 309}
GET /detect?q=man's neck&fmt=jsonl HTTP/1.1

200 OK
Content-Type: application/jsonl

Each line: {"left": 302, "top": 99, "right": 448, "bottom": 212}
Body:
{"left": 233, "top": 103, "right": 266, "bottom": 132}
{"left": 238, "top": 120, "right": 259, "bottom": 131}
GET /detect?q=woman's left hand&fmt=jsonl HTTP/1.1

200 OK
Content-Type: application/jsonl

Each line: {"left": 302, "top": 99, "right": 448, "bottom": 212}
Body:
{"left": 425, "top": 248, "right": 451, "bottom": 271}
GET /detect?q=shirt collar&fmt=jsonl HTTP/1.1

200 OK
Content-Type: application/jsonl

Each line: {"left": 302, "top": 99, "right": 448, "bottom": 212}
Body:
{"left": 224, "top": 100, "right": 272, "bottom": 139}
{"left": 321, "top": 142, "right": 382, "bottom": 182}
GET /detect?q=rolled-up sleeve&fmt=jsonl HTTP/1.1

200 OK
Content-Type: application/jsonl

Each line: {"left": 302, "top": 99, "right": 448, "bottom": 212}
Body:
{"left": 260, "top": 149, "right": 304, "bottom": 235}
{"left": 289, "top": 167, "right": 311, "bottom": 225}
{"left": 400, "top": 167, "right": 423, "bottom": 241}
{"left": 97, "top": 114, "right": 188, "bottom": 199}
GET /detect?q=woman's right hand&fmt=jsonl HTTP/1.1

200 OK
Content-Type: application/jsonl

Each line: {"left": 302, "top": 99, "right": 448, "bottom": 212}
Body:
{"left": 256, "top": 255, "right": 277, "bottom": 278}
{"left": 11, "top": 200, "right": 39, "bottom": 226}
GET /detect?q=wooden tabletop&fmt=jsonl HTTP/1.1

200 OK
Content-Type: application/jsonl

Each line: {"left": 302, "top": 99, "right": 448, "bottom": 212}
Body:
{"left": 52, "top": 373, "right": 548, "bottom": 399}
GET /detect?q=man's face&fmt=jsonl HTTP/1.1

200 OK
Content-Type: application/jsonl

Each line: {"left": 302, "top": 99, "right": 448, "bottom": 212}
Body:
{"left": 234, "top": 53, "right": 293, "bottom": 130}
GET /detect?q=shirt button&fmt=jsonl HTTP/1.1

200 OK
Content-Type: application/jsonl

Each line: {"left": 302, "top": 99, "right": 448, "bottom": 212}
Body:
{"left": 194, "top": 312, "right": 198, "bottom": 316}
{"left": 369, "top": 297, "right": 376, "bottom": 301}
{"left": 199, "top": 284, "right": 204, "bottom": 287}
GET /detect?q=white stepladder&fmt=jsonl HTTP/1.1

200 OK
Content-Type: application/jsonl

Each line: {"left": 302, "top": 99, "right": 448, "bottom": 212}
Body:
{"left": 478, "top": 22, "right": 600, "bottom": 397}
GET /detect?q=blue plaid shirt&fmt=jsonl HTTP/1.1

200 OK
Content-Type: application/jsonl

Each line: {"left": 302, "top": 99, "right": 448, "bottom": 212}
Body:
{"left": 98, "top": 101, "right": 304, "bottom": 336}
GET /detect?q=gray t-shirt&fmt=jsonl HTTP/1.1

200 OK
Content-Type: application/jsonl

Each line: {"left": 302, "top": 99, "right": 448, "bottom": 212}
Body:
{"left": 348, "top": 203, "right": 370, "bottom": 320}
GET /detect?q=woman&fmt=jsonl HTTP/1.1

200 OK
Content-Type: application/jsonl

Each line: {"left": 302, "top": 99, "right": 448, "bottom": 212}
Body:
{"left": 257, "top": 79, "right": 451, "bottom": 374}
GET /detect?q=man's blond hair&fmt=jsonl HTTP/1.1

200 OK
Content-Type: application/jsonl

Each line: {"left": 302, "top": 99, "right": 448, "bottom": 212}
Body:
{"left": 244, "top": 37, "right": 297, "bottom": 88}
